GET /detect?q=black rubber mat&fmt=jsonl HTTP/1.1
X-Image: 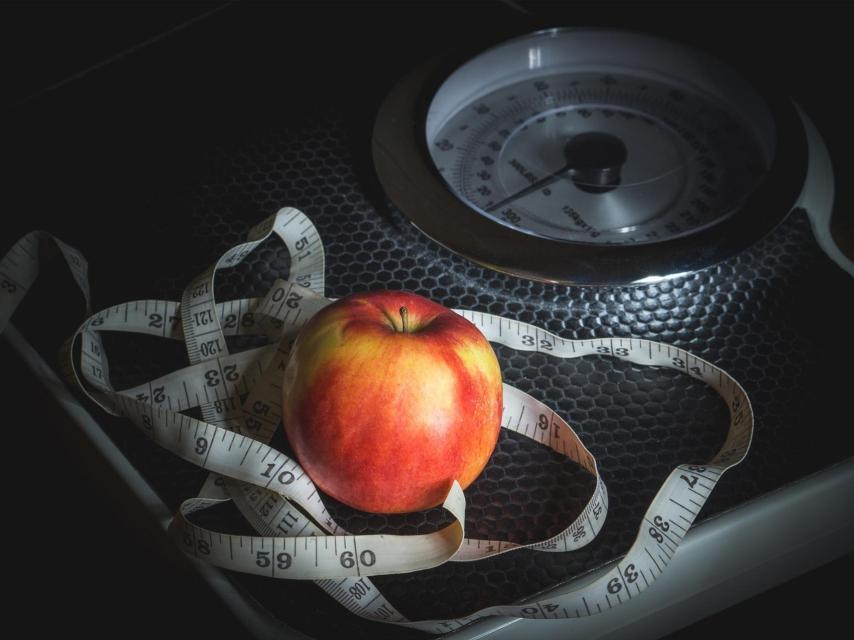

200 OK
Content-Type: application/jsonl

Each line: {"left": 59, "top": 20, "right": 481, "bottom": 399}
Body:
{"left": 11, "top": 108, "right": 854, "bottom": 639}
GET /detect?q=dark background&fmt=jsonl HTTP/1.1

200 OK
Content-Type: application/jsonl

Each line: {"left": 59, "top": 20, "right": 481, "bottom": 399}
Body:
{"left": 3, "top": 2, "right": 851, "bottom": 639}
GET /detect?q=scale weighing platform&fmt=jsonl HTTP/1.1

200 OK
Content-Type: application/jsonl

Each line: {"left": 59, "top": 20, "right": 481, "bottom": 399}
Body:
{"left": 4, "top": 3, "right": 853, "bottom": 639}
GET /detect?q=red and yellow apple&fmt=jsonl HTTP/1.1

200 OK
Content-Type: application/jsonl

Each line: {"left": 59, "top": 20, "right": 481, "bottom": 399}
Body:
{"left": 281, "top": 290, "right": 502, "bottom": 514}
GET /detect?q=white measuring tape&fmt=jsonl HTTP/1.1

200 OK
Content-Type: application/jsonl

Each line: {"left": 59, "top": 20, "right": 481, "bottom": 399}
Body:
{"left": 0, "top": 207, "right": 752, "bottom": 634}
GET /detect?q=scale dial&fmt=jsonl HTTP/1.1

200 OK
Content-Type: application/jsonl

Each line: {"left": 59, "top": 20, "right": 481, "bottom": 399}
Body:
{"left": 374, "top": 29, "right": 808, "bottom": 284}
{"left": 429, "top": 73, "right": 767, "bottom": 245}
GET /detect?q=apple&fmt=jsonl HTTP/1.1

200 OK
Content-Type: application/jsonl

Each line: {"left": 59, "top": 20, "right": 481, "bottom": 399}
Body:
{"left": 281, "top": 290, "right": 503, "bottom": 514}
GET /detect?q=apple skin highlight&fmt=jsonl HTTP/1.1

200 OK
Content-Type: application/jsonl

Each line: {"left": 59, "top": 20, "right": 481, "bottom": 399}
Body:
{"left": 282, "top": 290, "right": 503, "bottom": 514}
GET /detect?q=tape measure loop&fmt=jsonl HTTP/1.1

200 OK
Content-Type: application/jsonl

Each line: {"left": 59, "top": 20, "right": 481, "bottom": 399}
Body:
{"left": 0, "top": 207, "right": 754, "bottom": 632}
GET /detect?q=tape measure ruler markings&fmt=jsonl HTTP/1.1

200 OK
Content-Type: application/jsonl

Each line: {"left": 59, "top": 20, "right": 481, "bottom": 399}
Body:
{"left": 178, "top": 208, "right": 325, "bottom": 502}
{"left": 0, "top": 208, "right": 752, "bottom": 634}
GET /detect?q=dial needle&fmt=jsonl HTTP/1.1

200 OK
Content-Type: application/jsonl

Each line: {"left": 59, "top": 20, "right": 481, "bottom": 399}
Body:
{"left": 485, "top": 133, "right": 629, "bottom": 213}
{"left": 485, "top": 166, "right": 568, "bottom": 213}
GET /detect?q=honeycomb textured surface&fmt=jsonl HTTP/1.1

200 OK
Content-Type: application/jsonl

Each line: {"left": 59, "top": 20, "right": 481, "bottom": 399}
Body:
{"left": 19, "top": 111, "right": 854, "bottom": 639}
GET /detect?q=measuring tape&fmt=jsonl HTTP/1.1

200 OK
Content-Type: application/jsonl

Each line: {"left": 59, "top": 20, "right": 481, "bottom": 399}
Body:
{"left": 0, "top": 207, "right": 752, "bottom": 634}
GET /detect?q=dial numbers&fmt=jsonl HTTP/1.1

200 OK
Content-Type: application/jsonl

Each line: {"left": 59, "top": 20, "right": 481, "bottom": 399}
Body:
{"left": 430, "top": 73, "right": 768, "bottom": 245}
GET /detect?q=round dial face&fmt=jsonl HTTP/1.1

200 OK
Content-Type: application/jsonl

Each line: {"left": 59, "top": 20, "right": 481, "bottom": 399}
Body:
{"left": 425, "top": 30, "right": 776, "bottom": 246}
{"left": 375, "top": 28, "right": 806, "bottom": 284}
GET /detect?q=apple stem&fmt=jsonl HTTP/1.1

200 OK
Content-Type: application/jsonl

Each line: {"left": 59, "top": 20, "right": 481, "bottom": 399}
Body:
{"left": 399, "top": 306, "right": 410, "bottom": 333}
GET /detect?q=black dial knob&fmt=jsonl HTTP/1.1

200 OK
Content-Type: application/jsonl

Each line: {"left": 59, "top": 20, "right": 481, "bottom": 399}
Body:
{"left": 564, "top": 132, "right": 628, "bottom": 194}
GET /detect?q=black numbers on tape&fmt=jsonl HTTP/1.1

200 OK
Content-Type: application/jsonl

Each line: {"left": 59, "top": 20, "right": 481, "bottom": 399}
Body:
{"left": 196, "top": 539, "right": 210, "bottom": 555}
{"left": 648, "top": 509, "right": 676, "bottom": 540}
{"left": 597, "top": 345, "right": 629, "bottom": 356}
{"left": 520, "top": 335, "right": 534, "bottom": 347}
{"left": 194, "top": 309, "right": 213, "bottom": 326}
{"left": 623, "top": 563, "right": 639, "bottom": 584}
{"left": 245, "top": 417, "right": 262, "bottom": 431}
{"left": 607, "top": 568, "right": 639, "bottom": 596}
{"left": 152, "top": 386, "right": 165, "bottom": 403}
{"left": 294, "top": 237, "right": 309, "bottom": 251}
{"left": 205, "top": 365, "right": 238, "bottom": 387}
{"left": 255, "top": 549, "right": 291, "bottom": 570}
{"left": 148, "top": 313, "right": 163, "bottom": 328}
{"left": 241, "top": 312, "right": 255, "bottom": 328}
{"left": 340, "top": 551, "right": 356, "bottom": 569}
{"left": 276, "top": 511, "right": 300, "bottom": 535}
{"left": 539, "top": 338, "right": 553, "bottom": 351}
{"left": 537, "top": 414, "right": 549, "bottom": 430}
{"left": 521, "top": 603, "right": 559, "bottom": 615}
{"left": 340, "top": 550, "right": 376, "bottom": 569}
{"left": 225, "top": 248, "right": 252, "bottom": 266}
{"left": 572, "top": 525, "right": 586, "bottom": 542}
{"left": 373, "top": 604, "right": 395, "bottom": 620}
{"left": 223, "top": 314, "right": 237, "bottom": 329}
{"left": 261, "top": 464, "right": 295, "bottom": 485}
{"left": 672, "top": 357, "right": 686, "bottom": 369}
{"left": 271, "top": 288, "right": 285, "bottom": 303}
{"left": 259, "top": 498, "right": 276, "bottom": 517}
{"left": 90, "top": 316, "right": 105, "bottom": 327}
{"left": 286, "top": 292, "right": 302, "bottom": 309}
{"left": 191, "top": 283, "right": 209, "bottom": 298}
{"left": 730, "top": 395, "right": 749, "bottom": 428}
{"left": 680, "top": 474, "right": 698, "bottom": 488}
{"left": 252, "top": 401, "right": 270, "bottom": 416}
{"left": 348, "top": 578, "right": 371, "bottom": 600}
{"left": 1, "top": 279, "right": 17, "bottom": 294}
{"left": 199, "top": 339, "right": 221, "bottom": 357}
{"left": 195, "top": 437, "right": 208, "bottom": 455}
